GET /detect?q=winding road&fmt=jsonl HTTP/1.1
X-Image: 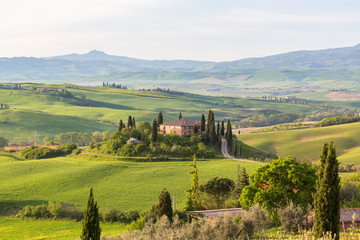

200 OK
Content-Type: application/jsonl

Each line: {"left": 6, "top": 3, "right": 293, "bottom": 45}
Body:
{"left": 221, "top": 138, "right": 263, "bottom": 164}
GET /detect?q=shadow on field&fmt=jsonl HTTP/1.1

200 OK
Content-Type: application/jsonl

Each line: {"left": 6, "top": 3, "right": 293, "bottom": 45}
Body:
{"left": 0, "top": 200, "right": 47, "bottom": 216}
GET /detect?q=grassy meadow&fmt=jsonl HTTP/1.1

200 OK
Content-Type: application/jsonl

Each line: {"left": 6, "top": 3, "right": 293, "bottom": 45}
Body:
{"left": 237, "top": 122, "right": 360, "bottom": 163}
{"left": 0, "top": 83, "right": 322, "bottom": 143}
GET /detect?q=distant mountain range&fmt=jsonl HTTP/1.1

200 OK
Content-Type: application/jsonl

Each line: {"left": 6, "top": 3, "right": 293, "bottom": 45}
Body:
{"left": 1, "top": 44, "right": 360, "bottom": 91}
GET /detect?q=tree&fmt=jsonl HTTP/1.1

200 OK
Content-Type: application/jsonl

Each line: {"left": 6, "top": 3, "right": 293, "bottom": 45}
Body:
{"left": 208, "top": 110, "right": 217, "bottom": 145}
{"left": 0, "top": 136, "right": 8, "bottom": 147}
{"left": 221, "top": 120, "right": 225, "bottom": 136}
{"left": 200, "top": 176, "right": 235, "bottom": 209}
{"left": 216, "top": 121, "right": 220, "bottom": 137}
{"left": 81, "top": 188, "right": 101, "bottom": 240}
{"left": 127, "top": 116, "right": 133, "bottom": 129}
{"left": 185, "top": 155, "right": 201, "bottom": 211}
{"left": 314, "top": 142, "right": 340, "bottom": 240}
{"left": 132, "top": 117, "right": 136, "bottom": 129}
{"left": 234, "top": 141, "right": 237, "bottom": 157}
{"left": 226, "top": 119, "right": 233, "bottom": 152}
{"left": 157, "top": 111, "right": 163, "bottom": 126}
{"left": 239, "top": 157, "right": 316, "bottom": 220}
{"left": 192, "top": 124, "right": 199, "bottom": 135}
{"left": 200, "top": 114, "right": 205, "bottom": 133}
{"left": 278, "top": 201, "right": 309, "bottom": 234}
{"left": 118, "top": 120, "right": 123, "bottom": 132}
{"left": 152, "top": 119, "right": 158, "bottom": 143}
{"left": 158, "top": 189, "right": 173, "bottom": 221}
{"left": 179, "top": 112, "right": 182, "bottom": 119}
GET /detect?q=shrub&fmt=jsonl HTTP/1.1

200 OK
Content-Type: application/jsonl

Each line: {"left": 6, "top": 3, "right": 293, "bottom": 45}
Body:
{"left": 278, "top": 201, "right": 309, "bottom": 233}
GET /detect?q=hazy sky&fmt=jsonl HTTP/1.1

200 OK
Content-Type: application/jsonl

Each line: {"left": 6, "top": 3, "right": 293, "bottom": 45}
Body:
{"left": 1, "top": 0, "right": 359, "bottom": 61}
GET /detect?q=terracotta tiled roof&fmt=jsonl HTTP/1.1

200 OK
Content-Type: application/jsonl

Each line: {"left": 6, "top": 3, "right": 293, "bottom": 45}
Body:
{"left": 340, "top": 208, "right": 360, "bottom": 223}
{"left": 160, "top": 118, "right": 199, "bottom": 127}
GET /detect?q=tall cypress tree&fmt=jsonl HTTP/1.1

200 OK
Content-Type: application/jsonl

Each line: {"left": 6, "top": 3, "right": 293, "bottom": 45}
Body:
{"left": 226, "top": 119, "right": 233, "bottom": 152}
{"left": 118, "top": 120, "right": 123, "bottom": 132}
{"left": 157, "top": 111, "right": 163, "bottom": 126}
{"left": 152, "top": 119, "right": 158, "bottom": 143}
{"left": 208, "top": 110, "right": 217, "bottom": 145}
{"left": 127, "top": 115, "right": 132, "bottom": 129}
{"left": 200, "top": 114, "right": 205, "bottom": 133}
{"left": 221, "top": 120, "right": 225, "bottom": 136}
{"left": 234, "top": 140, "right": 237, "bottom": 157}
{"left": 179, "top": 112, "right": 182, "bottom": 119}
{"left": 81, "top": 188, "right": 101, "bottom": 240}
{"left": 217, "top": 121, "right": 220, "bottom": 137}
{"left": 132, "top": 117, "right": 136, "bottom": 129}
{"left": 158, "top": 189, "right": 173, "bottom": 221}
{"left": 314, "top": 142, "right": 340, "bottom": 240}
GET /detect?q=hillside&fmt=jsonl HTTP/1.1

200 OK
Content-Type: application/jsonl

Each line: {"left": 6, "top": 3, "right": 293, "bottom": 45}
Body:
{"left": 0, "top": 84, "right": 322, "bottom": 144}
{"left": 236, "top": 122, "right": 360, "bottom": 163}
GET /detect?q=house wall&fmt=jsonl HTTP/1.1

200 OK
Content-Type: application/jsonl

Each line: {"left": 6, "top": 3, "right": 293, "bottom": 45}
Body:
{"left": 160, "top": 125, "right": 196, "bottom": 136}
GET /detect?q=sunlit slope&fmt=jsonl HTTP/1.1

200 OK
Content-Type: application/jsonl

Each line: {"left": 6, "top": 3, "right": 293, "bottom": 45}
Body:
{"left": 237, "top": 122, "right": 360, "bottom": 162}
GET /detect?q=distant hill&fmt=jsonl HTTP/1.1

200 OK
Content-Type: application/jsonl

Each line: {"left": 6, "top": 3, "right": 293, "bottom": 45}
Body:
{"left": 1, "top": 44, "right": 360, "bottom": 92}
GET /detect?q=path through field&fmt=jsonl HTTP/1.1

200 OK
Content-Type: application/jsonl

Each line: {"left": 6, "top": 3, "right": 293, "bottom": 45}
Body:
{"left": 221, "top": 138, "right": 263, "bottom": 164}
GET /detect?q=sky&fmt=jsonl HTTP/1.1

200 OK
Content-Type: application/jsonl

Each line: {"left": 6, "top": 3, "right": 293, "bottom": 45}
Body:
{"left": 0, "top": 0, "right": 359, "bottom": 61}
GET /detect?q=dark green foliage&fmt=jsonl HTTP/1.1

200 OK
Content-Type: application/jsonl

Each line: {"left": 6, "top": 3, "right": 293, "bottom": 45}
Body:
{"left": 340, "top": 183, "right": 360, "bottom": 208}
{"left": 127, "top": 116, "right": 133, "bottom": 129}
{"left": 132, "top": 117, "right": 136, "bottom": 129}
{"left": 158, "top": 189, "right": 173, "bottom": 221}
{"left": 239, "top": 157, "right": 316, "bottom": 220}
{"left": 239, "top": 112, "right": 304, "bottom": 128}
{"left": 178, "top": 112, "right": 182, "bottom": 119}
{"left": 185, "top": 155, "right": 200, "bottom": 211}
{"left": 81, "top": 188, "right": 101, "bottom": 240}
{"left": 157, "top": 111, "right": 163, "bottom": 125}
{"left": 207, "top": 110, "right": 217, "bottom": 146}
{"left": 192, "top": 124, "right": 199, "bottom": 135}
{"left": 234, "top": 141, "right": 237, "bottom": 157}
{"left": 0, "top": 136, "right": 8, "bottom": 147}
{"left": 216, "top": 121, "right": 220, "bottom": 137}
{"left": 200, "top": 176, "right": 235, "bottom": 209}
{"left": 21, "top": 143, "right": 77, "bottom": 160}
{"left": 54, "top": 132, "right": 92, "bottom": 146}
{"left": 226, "top": 119, "right": 233, "bottom": 152}
{"left": 314, "top": 142, "right": 340, "bottom": 240}
{"left": 152, "top": 119, "right": 158, "bottom": 143}
{"left": 56, "top": 89, "right": 74, "bottom": 98}
{"left": 16, "top": 202, "right": 82, "bottom": 220}
{"left": 118, "top": 120, "right": 123, "bottom": 132}
{"left": 200, "top": 114, "right": 205, "bottom": 132}
{"left": 220, "top": 120, "right": 225, "bottom": 136}
{"left": 236, "top": 166, "right": 249, "bottom": 195}
{"left": 316, "top": 114, "right": 360, "bottom": 127}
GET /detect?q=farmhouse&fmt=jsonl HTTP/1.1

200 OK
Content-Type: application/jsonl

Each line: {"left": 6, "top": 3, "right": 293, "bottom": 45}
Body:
{"left": 159, "top": 118, "right": 200, "bottom": 136}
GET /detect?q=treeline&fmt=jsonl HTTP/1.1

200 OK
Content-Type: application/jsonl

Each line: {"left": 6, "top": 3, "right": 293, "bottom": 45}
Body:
{"left": 237, "top": 113, "right": 304, "bottom": 128}
{"left": 0, "top": 83, "right": 22, "bottom": 90}
{"left": 102, "top": 82, "right": 128, "bottom": 89}
{"left": 53, "top": 132, "right": 93, "bottom": 146}
{"left": 21, "top": 143, "right": 77, "bottom": 159}
{"left": 138, "top": 87, "right": 170, "bottom": 92}
{"left": 0, "top": 103, "right": 9, "bottom": 109}
{"left": 249, "top": 96, "right": 308, "bottom": 105}
{"left": 315, "top": 114, "right": 360, "bottom": 127}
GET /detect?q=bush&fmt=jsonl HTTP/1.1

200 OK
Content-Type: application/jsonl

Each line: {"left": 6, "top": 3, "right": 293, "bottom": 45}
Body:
{"left": 16, "top": 202, "right": 82, "bottom": 220}
{"left": 21, "top": 144, "right": 77, "bottom": 160}
{"left": 278, "top": 201, "right": 309, "bottom": 233}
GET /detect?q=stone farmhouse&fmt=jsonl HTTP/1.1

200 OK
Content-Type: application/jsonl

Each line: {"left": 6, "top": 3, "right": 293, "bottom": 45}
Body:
{"left": 159, "top": 118, "right": 201, "bottom": 137}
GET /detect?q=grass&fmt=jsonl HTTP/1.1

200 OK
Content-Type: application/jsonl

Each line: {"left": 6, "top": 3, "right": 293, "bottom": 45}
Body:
{"left": 0, "top": 216, "right": 126, "bottom": 240}
{"left": 0, "top": 156, "right": 260, "bottom": 211}
{"left": 236, "top": 122, "right": 360, "bottom": 162}
{"left": 0, "top": 84, "right": 323, "bottom": 143}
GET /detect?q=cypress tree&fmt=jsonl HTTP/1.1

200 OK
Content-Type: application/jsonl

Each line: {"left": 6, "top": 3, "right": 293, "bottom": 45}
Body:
{"left": 127, "top": 115, "right": 132, "bottom": 129}
{"left": 193, "top": 124, "right": 199, "bottom": 135}
{"left": 200, "top": 114, "right": 205, "bottom": 133}
{"left": 158, "top": 188, "right": 173, "bottom": 221}
{"left": 118, "top": 120, "right": 123, "bottom": 132}
{"left": 226, "top": 119, "right": 233, "bottom": 152}
{"left": 132, "top": 117, "right": 136, "bottom": 129}
{"left": 238, "top": 143, "right": 241, "bottom": 157}
{"left": 179, "top": 112, "right": 182, "bottom": 119}
{"left": 221, "top": 120, "right": 225, "bottom": 136}
{"left": 157, "top": 111, "right": 163, "bottom": 126}
{"left": 208, "top": 110, "right": 217, "bottom": 145}
{"left": 152, "top": 119, "right": 158, "bottom": 143}
{"left": 234, "top": 140, "right": 237, "bottom": 157}
{"left": 185, "top": 155, "right": 200, "bottom": 211}
{"left": 216, "top": 121, "right": 220, "bottom": 137}
{"left": 314, "top": 142, "right": 340, "bottom": 240}
{"left": 80, "top": 188, "right": 101, "bottom": 240}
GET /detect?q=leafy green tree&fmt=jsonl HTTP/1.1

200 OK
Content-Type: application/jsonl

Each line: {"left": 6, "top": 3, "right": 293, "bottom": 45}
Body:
{"left": 158, "top": 189, "right": 173, "bottom": 221}
{"left": 81, "top": 188, "right": 101, "bottom": 240}
{"left": 221, "top": 120, "right": 225, "bottom": 136}
{"left": 314, "top": 142, "right": 340, "bottom": 240}
{"left": 118, "top": 120, "right": 123, "bottom": 132}
{"left": 179, "top": 112, "right": 182, "bottom": 119}
{"left": 200, "top": 114, "right": 205, "bottom": 133}
{"left": 239, "top": 157, "right": 316, "bottom": 220}
{"left": 185, "top": 155, "right": 201, "bottom": 211}
{"left": 157, "top": 111, "right": 163, "bottom": 125}
{"left": 200, "top": 176, "right": 235, "bottom": 209}
{"left": 152, "top": 119, "right": 158, "bottom": 143}
{"left": 0, "top": 136, "right": 8, "bottom": 147}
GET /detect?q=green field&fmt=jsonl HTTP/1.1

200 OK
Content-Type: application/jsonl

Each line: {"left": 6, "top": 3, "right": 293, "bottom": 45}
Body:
{"left": 0, "top": 84, "right": 322, "bottom": 143}
{"left": 0, "top": 217, "right": 126, "bottom": 240}
{"left": 237, "top": 122, "right": 360, "bottom": 163}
